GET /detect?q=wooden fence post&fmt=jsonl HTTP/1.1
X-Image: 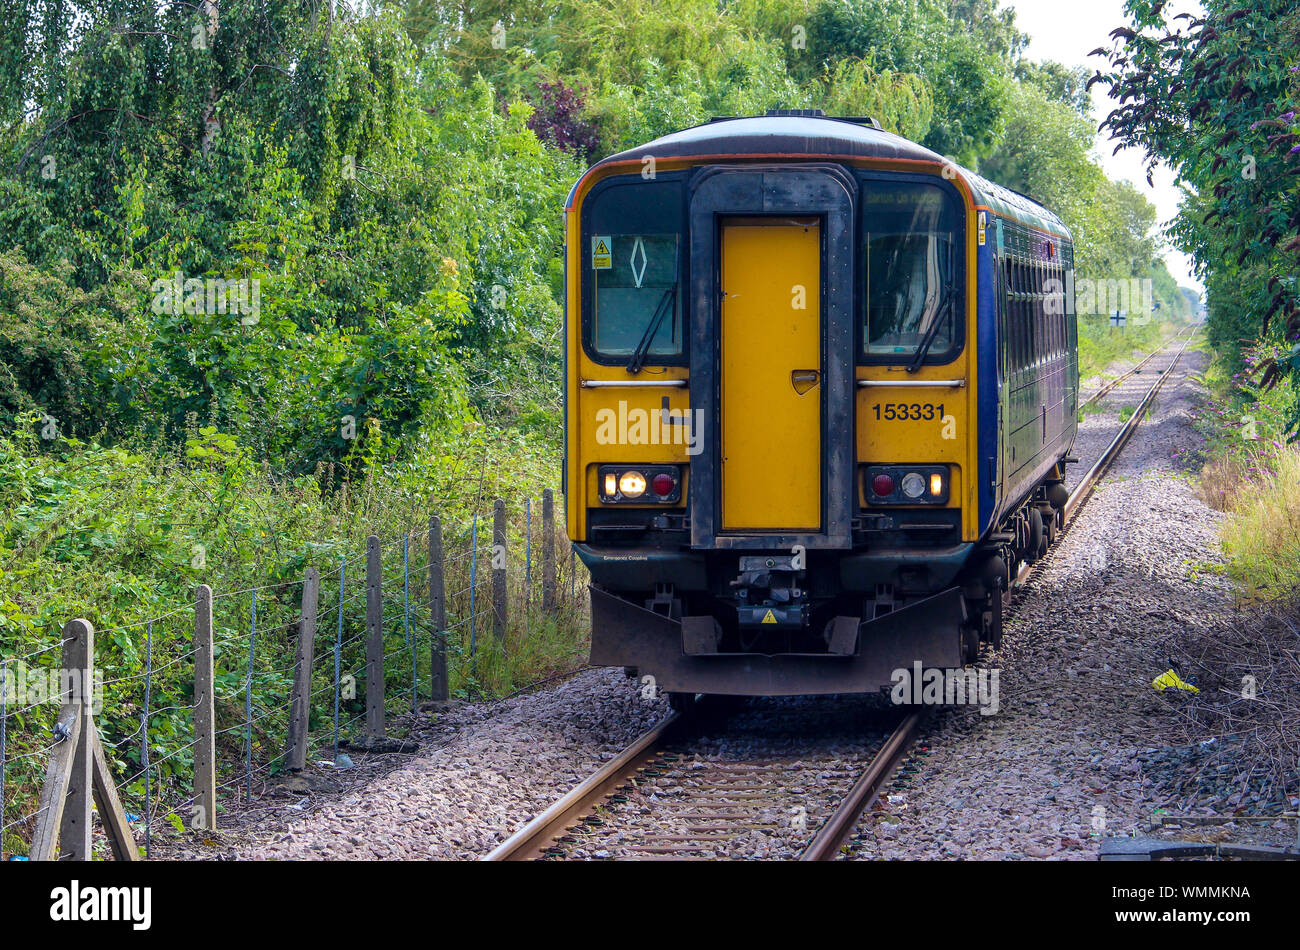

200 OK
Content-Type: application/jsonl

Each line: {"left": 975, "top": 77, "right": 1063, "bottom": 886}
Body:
{"left": 29, "top": 702, "right": 81, "bottom": 860}
{"left": 30, "top": 619, "right": 92, "bottom": 860}
{"left": 193, "top": 585, "right": 216, "bottom": 832}
{"left": 365, "top": 535, "right": 385, "bottom": 737}
{"left": 287, "top": 568, "right": 319, "bottom": 771}
{"left": 542, "top": 489, "right": 556, "bottom": 611}
{"left": 33, "top": 619, "right": 137, "bottom": 862}
{"left": 493, "top": 499, "right": 508, "bottom": 651}
{"left": 59, "top": 618, "right": 93, "bottom": 860}
{"left": 428, "top": 515, "right": 448, "bottom": 702}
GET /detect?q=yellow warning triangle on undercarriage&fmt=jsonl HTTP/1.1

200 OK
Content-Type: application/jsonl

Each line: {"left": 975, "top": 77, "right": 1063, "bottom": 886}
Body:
{"left": 761, "top": 609, "right": 777, "bottom": 624}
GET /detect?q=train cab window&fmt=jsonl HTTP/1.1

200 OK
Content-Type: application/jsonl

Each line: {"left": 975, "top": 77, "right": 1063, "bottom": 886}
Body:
{"left": 581, "top": 178, "right": 685, "bottom": 364}
{"left": 862, "top": 181, "right": 962, "bottom": 363}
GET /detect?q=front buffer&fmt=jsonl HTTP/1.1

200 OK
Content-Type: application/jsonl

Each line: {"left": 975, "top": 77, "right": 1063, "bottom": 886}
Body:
{"left": 588, "top": 583, "right": 967, "bottom": 697}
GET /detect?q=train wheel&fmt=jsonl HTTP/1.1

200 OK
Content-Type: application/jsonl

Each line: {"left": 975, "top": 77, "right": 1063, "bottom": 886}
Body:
{"left": 703, "top": 694, "right": 747, "bottom": 712}
{"left": 990, "top": 581, "right": 1004, "bottom": 650}
{"left": 667, "top": 692, "right": 696, "bottom": 714}
{"left": 1026, "top": 508, "right": 1044, "bottom": 561}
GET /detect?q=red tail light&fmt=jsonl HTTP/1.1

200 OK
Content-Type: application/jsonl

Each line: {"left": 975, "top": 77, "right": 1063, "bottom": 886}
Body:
{"left": 872, "top": 474, "right": 895, "bottom": 497}
{"left": 651, "top": 473, "right": 676, "bottom": 497}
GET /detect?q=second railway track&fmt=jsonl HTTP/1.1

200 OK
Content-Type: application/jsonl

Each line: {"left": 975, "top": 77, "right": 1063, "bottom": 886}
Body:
{"left": 487, "top": 328, "right": 1199, "bottom": 862}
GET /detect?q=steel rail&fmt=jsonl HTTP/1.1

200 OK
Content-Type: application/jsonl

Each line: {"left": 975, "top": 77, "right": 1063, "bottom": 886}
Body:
{"left": 1063, "top": 330, "right": 1196, "bottom": 522}
{"left": 483, "top": 711, "right": 682, "bottom": 861}
{"left": 1014, "top": 329, "right": 1196, "bottom": 588}
{"left": 799, "top": 711, "right": 923, "bottom": 861}
{"left": 1078, "top": 324, "right": 1196, "bottom": 411}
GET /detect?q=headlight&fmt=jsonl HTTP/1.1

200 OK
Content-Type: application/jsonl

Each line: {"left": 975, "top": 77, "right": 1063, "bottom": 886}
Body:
{"left": 598, "top": 465, "right": 682, "bottom": 504}
{"left": 864, "top": 465, "right": 951, "bottom": 505}
{"left": 618, "top": 471, "right": 646, "bottom": 498}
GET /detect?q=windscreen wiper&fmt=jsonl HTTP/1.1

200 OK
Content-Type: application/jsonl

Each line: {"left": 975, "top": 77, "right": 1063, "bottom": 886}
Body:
{"left": 626, "top": 283, "right": 677, "bottom": 374}
{"left": 906, "top": 282, "right": 955, "bottom": 374}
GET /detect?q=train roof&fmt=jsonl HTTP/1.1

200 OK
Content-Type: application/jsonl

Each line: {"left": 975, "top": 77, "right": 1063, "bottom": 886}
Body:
{"left": 574, "top": 114, "right": 1071, "bottom": 240}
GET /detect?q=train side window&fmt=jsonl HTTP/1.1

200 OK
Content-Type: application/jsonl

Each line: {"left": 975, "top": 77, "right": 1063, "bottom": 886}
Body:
{"left": 1048, "top": 289, "right": 1056, "bottom": 359}
{"left": 1032, "top": 263, "right": 1041, "bottom": 363}
{"left": 1055, "top": 267, "right": 1066, "bottom": 356}
{"left": 1040, "top": 274, "right": 1048, "bottom": 362}
{"left": 1047, "top": 265, "right": 1056, "bottom": 357}
{"left": 581, "top": 178, "right": 685, "bottom": 364}
{"left": 1009, "top": 292, "right": 1018, "bottom": 373}
{"left": 1058, "top": 265, "right": 1066, "bottom": 355}
{"left": 1020, "top": 275, "right": 1029, "bottom": 371}
{"left": 1013, "top": 288, "right": 1024, "bottom": 369}
{"left": 1031, "top": 289, "right": 1040, "bottom": 366}
{"left": 1003, "top": 260, "right": 1015, "bottom": 372}
{"left": 1052, "top": 264, "right": 1063, "bottom": 356}
{"left": 1009, "top": 260, "right": 1017, "bottom": 372}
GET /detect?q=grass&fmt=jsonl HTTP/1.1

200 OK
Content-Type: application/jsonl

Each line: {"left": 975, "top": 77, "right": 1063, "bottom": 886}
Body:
{"left": 1217, "top": 447, "right": 1300, "bottom": 601}
{"left": 1076, "top": 316, "right": 1170, "bottom": 382}
{"left": 1188, "top": 342, "right": 1300, "bottom": 603}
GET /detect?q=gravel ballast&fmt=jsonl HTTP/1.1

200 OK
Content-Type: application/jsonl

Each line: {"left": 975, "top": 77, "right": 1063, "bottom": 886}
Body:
{"left": 848, "top": 344, "right": 1295, "bottom": 859}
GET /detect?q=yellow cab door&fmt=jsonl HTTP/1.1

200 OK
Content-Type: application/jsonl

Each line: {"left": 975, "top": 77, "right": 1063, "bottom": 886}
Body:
{"left": 720, "top": 217, "right": 822, "bottom": 532}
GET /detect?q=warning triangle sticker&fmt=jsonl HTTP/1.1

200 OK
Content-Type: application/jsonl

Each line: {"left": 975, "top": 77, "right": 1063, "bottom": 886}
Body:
{"left": 761, "top": 609, "right": 777, "bottom": 624}
{"left": 594, "top": 239, "right": 609, "bottom": 255}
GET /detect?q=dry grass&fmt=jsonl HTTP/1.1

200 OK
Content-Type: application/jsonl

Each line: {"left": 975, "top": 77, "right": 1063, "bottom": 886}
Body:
{"left": 1164, "top": 601, "right": 1300, "bottom": 809}
{"left": 1214, "top": 447, "right": 1300, "bottom": 601}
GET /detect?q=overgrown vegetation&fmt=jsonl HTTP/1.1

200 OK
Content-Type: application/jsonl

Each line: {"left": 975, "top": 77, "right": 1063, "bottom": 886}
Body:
{"left": 0, "top": 411, "right": 588, "bottom": 852}
{"left": 1094, "top": 0, "right": 1300, "bottom": 431}
{"left": 1193, "top": 344, "right": 1300, "bottom": 600}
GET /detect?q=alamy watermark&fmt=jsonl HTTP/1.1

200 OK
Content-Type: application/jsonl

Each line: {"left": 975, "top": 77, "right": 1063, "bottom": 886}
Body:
{"left": 150, "top": 271, "right": 261, "bottom": 324}
{"left": 0, "top": 662, "right": 103, "bottom": 714}
{"left": 890, "top": 661, "right": 1000, "bottom": 715}
{"left": 49, "top": 881, "right": 151, "bottom": 930}
{"left": 594, "top": 399, "right": 705, "bottom": 456}
{"left": 1046, "top": 275, "right": 1155, "bottom": 323}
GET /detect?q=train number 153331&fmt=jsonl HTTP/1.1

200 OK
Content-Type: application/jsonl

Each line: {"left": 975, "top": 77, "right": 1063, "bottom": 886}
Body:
{"left": 871, "top": 403, "right": 944, "bottom": 421}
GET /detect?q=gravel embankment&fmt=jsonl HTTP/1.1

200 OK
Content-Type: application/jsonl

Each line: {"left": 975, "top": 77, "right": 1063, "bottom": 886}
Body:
{"left": 848, "top": 345, "right": 1294, "bottom": 859}
{"left": 166, "top": 669, "right": 664, "bottom": 859}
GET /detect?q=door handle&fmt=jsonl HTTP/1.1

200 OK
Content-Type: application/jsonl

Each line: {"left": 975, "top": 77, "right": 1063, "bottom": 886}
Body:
{"left": 791, "top": 369, "right": 820, "bottom": 394}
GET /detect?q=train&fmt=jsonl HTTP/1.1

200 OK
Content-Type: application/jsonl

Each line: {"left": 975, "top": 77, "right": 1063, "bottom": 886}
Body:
{"left": 562, "top": 110, "right": 1077, "bottom": 703}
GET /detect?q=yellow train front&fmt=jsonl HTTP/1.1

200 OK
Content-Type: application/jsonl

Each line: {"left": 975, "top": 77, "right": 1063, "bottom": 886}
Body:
{"left": 565, "top": 111, "right": 1078, "bottom": 700}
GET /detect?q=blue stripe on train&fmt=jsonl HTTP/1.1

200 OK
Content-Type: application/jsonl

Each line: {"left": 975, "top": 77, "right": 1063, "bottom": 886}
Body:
{"left": 976, "top": 235, "right": 999, "bottom": 537}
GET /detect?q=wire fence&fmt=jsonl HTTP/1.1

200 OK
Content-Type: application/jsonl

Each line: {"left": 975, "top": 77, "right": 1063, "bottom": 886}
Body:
{"left": 0, "top": 489, "right": 590, "bottom": 860}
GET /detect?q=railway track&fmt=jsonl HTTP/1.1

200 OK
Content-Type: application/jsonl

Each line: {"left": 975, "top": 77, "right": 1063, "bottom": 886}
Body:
{"left": 1077, "top": 326, "right": 1194, "bottom": 412}
{"left": 486, "top": 327, "right": 1199, "bottom": 862}
{"left": 1015, "top": 327, "right": 1198, "bottom": 590}
{"left": 485, "top": 698, "right": 918, "bottom": 860}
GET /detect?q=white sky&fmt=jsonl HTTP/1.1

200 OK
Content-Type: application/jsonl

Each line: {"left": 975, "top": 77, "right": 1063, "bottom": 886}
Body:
{"left": 1006, "top": 0, "right": 1204, "bottom": 293}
